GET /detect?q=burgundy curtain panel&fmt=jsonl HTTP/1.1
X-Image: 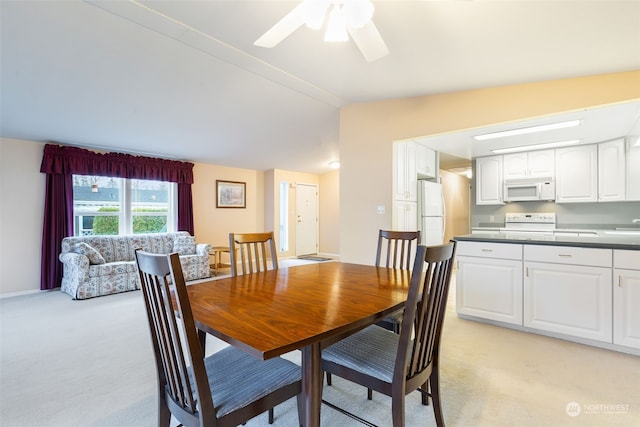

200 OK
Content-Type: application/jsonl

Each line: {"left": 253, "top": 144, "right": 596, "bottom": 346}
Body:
{"left": 39, "top": 144, "right": 195, "bottom": 290}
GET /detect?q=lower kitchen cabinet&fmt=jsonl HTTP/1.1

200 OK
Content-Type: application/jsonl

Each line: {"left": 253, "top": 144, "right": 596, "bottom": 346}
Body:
{"left": 456, "top": 242, "right": 523, "bottom": 325}
{"left": 524, "top": 262, "right": 612, "bottom": 342}
{"left": 613, "top": 250, "right": 640, "bottom": 350}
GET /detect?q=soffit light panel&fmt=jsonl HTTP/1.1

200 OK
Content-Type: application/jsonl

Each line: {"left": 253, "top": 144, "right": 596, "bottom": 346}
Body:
{"left": 492, "top": 139, "right": 581, "bottom": 154}
{"left": 474, "top": 120, "right": 582, "bottom": 141}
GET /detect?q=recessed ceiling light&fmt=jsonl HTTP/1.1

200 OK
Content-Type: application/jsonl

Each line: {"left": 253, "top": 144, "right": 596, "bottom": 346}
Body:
{"left": 474, "top": 120, "right": 581, "bottom": 141}
{"left": 329, "top": 161, "right": 340, "bottom": 169}
{"left": 492, "top": 139, "right": 581, "bottom": 154}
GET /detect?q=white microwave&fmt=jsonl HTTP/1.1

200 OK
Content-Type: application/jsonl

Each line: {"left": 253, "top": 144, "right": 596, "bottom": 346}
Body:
{"left": 503, "top": 178, "right": 555, "bottom": 202}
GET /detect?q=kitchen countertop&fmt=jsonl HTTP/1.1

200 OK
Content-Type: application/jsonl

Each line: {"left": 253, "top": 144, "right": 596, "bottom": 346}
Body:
{"left": 454, "top": 232, "right": 640, "bottom": 251}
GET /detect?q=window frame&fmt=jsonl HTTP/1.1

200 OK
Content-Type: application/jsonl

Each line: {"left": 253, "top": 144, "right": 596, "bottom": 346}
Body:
{"left": 72, "top": 175, "right": 178, "bottom": 236}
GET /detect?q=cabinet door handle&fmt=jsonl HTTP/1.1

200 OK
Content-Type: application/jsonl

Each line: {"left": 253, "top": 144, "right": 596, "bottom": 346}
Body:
{"left": 619, "top": 276, "right": 622, "bottom": 287}
{"left": 558, "top": 254, "right": 572, "bottom": 257}
{"left": 481, "top": 249, "right": 493, "bottom": 252}
{"left": 526, "top": 267, "right": 529, "bottom": 277}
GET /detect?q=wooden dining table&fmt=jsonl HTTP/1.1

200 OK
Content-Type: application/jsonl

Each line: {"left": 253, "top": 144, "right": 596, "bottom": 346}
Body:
{"left": 185, "top": 261, "right": 412, "bottom": 427}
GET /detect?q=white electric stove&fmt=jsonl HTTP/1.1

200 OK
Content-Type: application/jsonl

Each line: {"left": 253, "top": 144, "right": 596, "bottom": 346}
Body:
{"left": 501, "top": 212, "right": 556, "bottom": 235}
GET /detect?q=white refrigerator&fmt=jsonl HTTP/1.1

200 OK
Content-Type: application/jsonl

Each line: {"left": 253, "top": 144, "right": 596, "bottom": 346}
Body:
{"left": 418, "top": 180, "right": 446, "bottom": 246}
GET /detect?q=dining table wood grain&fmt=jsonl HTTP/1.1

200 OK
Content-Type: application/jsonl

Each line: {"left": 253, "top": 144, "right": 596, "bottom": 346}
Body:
{"left": 185, "top": 261, "right": 412, "bottom": 427}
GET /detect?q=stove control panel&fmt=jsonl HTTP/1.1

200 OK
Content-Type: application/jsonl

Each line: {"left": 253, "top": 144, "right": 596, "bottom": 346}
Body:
{"left": 505, "top": 212, "right": 556, "bottom": 224}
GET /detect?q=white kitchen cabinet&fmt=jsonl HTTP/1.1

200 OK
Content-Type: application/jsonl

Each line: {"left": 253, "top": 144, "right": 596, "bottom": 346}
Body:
{"left": 555, "top": 144, "right": 598, "bottom": 203}
{"left": 393, "top": 141, "right": 418, "bottom": 202}
{"left": 626, "top": 138, "right": 640, "bottom": 201}
{"left": 613, "top": 250, "right": 640, "bottom": 349}
{"left": 416, "top": 145, "right": 437, "bottom": 179}
{"left": 456, "top": 242, "right": 523, "bottom": 325}
{"left": 393, "top": 201, "right": 418, "bottom": 232}
{"left": 598, "top": 138, "right": 626, "bottom": 202}
{"left": 503, "top": 149, "right": 555, "bottom": 180}
{"left": 523, "top": 245, "right": 612, "bottom": 343}
{"left": 475, "top": 155, "right": 504, "bottom": 205}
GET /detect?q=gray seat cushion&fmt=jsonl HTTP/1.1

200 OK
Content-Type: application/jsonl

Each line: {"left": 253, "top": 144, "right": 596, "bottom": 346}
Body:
{"left": 322, "top": 325, "right": 400, "bottom": 383}
{"left": 197, "top": 346, "right": 301, "bottom": 418}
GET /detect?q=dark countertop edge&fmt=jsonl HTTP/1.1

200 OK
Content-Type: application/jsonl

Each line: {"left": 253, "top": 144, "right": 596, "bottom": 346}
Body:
{"left": 453, "top": 234, "right": 640, "bottom": 251}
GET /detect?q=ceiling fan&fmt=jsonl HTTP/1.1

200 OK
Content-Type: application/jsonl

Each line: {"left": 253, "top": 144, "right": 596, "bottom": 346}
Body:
{"left": 254, "top": 0, "right": 389, "bottom": 62}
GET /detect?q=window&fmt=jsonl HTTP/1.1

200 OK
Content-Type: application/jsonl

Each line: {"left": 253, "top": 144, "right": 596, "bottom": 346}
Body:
{"left": 72, "top": 175, "right": 177, "bottom": 236}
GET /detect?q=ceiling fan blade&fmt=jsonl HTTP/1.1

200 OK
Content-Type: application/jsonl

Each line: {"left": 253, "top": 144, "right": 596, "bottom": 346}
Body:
{"left": 254, "top": 4, "right": 306, "bottom": 48}
{"left": 347, "top": 20, "right": 389, "bottom": 62}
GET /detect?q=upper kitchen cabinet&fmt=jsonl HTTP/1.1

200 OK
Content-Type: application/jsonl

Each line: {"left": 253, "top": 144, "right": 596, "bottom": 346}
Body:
{"left": 503, "top": 149, "right": 555, "bottom": 180}
{"left": 555, "top": 144, "right": 598, "bottom": 203}
{"left": 627, "top": 138, "right": 640, "bottom": 201}
{"left": 394, "top": 141, "right": 418, "bottom": 202}
{"left": 475, "top": 155, "right": 504, "bottom": 205}
{"left": 393, "top": 142, "right": 437, "bottom": 202}
{"left": 416, "top": 144, "right": 437, "bottom": 179}
{"left": 598, "top": 138, "right": 626, "bottom": 202}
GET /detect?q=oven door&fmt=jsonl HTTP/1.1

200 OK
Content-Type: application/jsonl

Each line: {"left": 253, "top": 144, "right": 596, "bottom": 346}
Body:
{"left": 503, "top": 182, "right": 540, "bottom": 202}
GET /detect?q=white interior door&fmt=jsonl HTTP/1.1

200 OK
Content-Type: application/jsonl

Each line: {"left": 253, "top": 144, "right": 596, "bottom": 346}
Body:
{"left": 295, "top": 184, "right": 318, "bottom": 256}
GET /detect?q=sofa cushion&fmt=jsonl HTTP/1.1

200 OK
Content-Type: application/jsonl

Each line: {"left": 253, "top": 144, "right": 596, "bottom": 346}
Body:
{"left": 173, "top": 235, "right": 196, "bottom": 255}
{"left": 88, "top": 261, "right": 137, "bottom": 277}
{"left": 73, "top": 242, "right": 106, "bottom": 265}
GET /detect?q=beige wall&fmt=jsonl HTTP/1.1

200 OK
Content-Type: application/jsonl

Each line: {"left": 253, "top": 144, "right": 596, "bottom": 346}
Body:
{"left": 0, "top": 138, "right": 46, "bottom": 295}
{"left": 440, "top": 170, "right": 471, "bottom": 243}
{"left": 340, "top": 70, "right": 640, "bottom": 264}
{"left": 192, "top": 162, "right": 265, "bottom": 255}
{"left": 319, "top": 169, "right": 340, "bottom": 256}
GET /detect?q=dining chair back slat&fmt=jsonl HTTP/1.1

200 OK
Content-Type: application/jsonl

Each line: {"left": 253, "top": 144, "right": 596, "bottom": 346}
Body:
{"left": 229, "top": 232, "right": 278, "bottom": 277}
{"left": 375, "top": 230, "right": 421, "bottom": 270}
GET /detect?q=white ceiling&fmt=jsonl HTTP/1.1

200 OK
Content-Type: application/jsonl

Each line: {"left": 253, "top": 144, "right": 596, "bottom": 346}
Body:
{"left": 1, "top": 0, "right": 639, "bottom": 174}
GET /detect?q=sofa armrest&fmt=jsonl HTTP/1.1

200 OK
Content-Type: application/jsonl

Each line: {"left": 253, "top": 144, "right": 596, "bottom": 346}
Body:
{"left": 59, "top": 251, "right": 90, "bottom": 269}
{"left": 195, "top": 243, "right": 212, "bottom": 256}
{"left": 59, "top": 252, "right": 90, "bottom": 296}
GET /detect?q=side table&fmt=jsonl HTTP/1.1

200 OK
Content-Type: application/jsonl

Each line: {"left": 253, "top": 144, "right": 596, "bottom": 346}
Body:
{"left": 209, "top": 246, "right": 231, "bottom": 276}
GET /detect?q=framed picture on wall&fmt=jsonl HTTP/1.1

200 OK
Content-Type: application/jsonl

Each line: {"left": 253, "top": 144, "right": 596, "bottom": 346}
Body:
{"left": 216, "top": 180, "right": 246, "bottom": 208}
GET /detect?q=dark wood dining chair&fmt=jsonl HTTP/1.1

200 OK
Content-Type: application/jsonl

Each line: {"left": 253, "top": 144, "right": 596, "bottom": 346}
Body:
{"left": 327, "top": 229, "right": 421, "bottom": 389}
{"left": 321, "top": 241, "right": 457, "bottom": 427}
{"left": 229, "top": 232, "right": 279, "bottom": 277}
{"left": 134, "top": 249, "right": 302, "bottom": 427}
{"left": 375, "top": 229, "right": 421, "bottom": 333}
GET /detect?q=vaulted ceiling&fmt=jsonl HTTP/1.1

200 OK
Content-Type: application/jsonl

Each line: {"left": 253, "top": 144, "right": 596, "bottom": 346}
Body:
{"left": 2, "top": 1, "right": 639, "bottom": 174}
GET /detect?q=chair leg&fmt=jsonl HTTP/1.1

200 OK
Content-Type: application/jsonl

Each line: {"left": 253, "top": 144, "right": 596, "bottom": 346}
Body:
{"left": 430, "top": 369, "right": 445, "bottom": 427}
{"left": 367, "top": 388, "right": 373, "bottom": 400}
{"left": 296, "top": 393, "right": 304, "bottom": 427}
{"left": 326, "top": 372, "right": 332, "bottom": 386}
{"left": 421, "top": 381, "right": 430, "bottom": 406}
{"left": 391, "top": 393, "right": 405, "bottom": 427}
{"left": 268, "top": 408, "right": 274, "bottom": 424}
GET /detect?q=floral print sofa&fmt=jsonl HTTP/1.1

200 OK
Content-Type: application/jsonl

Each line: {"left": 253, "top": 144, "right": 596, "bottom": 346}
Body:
{"left": 59, "top": 232, "right": 211, "bottom": 299}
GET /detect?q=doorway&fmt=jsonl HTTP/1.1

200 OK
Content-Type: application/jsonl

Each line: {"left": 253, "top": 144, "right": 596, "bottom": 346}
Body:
{"left": 295, "top": 183, "right": 318, "bottom": 256}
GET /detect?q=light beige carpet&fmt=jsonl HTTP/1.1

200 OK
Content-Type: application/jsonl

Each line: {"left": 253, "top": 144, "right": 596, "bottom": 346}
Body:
{"left": 1, "top": 272, "right": 638, "bottom": 426}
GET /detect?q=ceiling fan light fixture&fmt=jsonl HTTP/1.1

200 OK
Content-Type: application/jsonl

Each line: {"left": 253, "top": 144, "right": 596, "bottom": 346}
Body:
{"left": 324, "top": 4, "right": 349, "bottom": 42}
{"left": 343, "top": 0, "right": 374, "bottom": 29}
{"left": 301, "top": 0, "right": 331, "bottom": 29}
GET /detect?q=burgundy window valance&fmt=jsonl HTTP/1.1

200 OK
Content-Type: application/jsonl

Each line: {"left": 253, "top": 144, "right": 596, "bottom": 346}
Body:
{"left": 40, "top": 144, "right": 194, "bottom": 184}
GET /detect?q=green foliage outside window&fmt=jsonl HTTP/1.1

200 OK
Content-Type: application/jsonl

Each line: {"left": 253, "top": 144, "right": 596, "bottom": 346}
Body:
{"left": 92, "top": 207, "right": 168, "bottom": 235}
{"left": 93, "top": 208, "right": 119, "bottom": 235}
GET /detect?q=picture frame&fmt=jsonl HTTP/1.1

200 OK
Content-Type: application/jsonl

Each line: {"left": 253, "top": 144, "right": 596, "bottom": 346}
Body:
{"left": 216, "top": 180, "right": 246, "bottom": 208}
